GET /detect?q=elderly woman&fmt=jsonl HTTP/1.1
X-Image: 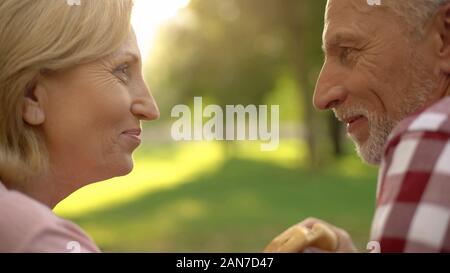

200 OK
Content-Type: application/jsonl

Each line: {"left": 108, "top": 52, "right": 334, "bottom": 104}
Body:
{"left": 0, "top": 0, "right": 159, "bottom": 252}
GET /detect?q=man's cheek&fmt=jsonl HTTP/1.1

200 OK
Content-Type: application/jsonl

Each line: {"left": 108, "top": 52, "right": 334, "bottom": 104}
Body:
{"left": 355, "top": 55, "right": 384, "bottom": 83}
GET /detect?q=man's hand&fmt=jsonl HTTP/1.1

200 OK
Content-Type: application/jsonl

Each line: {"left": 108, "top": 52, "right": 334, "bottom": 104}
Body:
{"left": 264, "top": 218, "right": 358, "bottom": 253}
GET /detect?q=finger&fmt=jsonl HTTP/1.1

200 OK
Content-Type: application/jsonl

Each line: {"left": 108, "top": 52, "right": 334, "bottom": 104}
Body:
{"left": 278, "top": 227, "right": 310, "bottom": 252}
{"left": 296, "top": 217, "right": 323, "bottom": 229}
{"left": 305, "top": 220, "right": 357, "bottom": 252}
{"left": 299, "top": 218, "right": 343, "bottom": 242}
{"left": 310, "top": 223, "right": 339, "bottom": 251}
{"left": 285, "top": 218, "right": 357, "bottom": 252}
{"left": 264, "top": 224, "right": 305, "bottom": 252}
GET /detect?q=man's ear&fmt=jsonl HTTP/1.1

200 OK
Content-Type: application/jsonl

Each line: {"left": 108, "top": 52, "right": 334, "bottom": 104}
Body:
{"left": 436, "top": 3, "right": 450, "bottom": 73}
{"left": 22, "top": 79, "right": 46, "bottom": 126}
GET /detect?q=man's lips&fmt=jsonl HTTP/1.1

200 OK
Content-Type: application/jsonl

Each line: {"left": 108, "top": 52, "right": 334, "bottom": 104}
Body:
{"left": 343, "top": 115, "right": 364, "bottom": 125}
{"left": 343, "top": 115, "right": 366, "bottom": 135}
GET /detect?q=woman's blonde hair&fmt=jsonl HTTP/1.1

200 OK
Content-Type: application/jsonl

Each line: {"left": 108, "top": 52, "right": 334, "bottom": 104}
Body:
{"left": 0, "top": 0, "right": 134, "bottom": 184}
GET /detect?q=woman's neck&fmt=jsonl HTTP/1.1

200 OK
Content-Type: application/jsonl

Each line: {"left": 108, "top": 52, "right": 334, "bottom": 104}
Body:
{"left": 4, "top": 171, "right": 77, "bottom": 209}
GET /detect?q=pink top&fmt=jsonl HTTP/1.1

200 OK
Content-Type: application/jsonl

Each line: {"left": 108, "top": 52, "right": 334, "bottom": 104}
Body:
{"left": 0, "top": 181, "right": 100, "bottom": 253}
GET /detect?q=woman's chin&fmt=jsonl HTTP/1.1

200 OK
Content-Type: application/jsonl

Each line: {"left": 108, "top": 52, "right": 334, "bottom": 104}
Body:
{"left": 106, "top": 156, "right": 135, "bottom": 178}
{"left": 117, "top": 157, "right": 135, "bottom": 176}
{"left": 82, "top": 155, "right": 135, "bottom": 183}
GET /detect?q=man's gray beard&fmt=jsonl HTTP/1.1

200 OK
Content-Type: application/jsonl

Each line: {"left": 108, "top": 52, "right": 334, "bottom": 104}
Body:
{"left": 353, "top": 60, "right": 437, "bottom": 166}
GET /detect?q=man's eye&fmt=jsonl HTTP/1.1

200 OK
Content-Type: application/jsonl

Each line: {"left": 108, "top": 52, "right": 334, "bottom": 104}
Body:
{"left": 340, "top": 47, "right": 356, "bottom": 63}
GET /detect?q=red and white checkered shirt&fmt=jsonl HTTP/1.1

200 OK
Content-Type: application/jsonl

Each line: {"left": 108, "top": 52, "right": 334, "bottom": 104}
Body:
{"left": 370, "top": 97, "right": 450, "bottom": 252}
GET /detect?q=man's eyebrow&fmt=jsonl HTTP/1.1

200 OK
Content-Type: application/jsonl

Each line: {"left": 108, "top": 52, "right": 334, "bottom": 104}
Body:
{"left": 321, "top": 31, "right": 362, "bottom": 53}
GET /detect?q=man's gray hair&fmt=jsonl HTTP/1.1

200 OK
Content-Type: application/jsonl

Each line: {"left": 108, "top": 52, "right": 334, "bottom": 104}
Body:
{"left": 388, "top": 0, "right": 449, "bottom": 38}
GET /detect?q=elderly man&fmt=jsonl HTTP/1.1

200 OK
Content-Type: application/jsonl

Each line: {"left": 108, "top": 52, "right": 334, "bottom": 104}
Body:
{"left": 265, "top": 0, "right": 450, "bottom": 253}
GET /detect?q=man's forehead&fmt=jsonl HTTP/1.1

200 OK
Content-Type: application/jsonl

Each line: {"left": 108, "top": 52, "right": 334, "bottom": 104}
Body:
{"left": 326, "top": 0, "right": 382, "bottom": 15}
{"left": 325, "top": 0, "right": 387, "bottom": 26}
{"left": 323, "top": 0, "right": 386, "bottom": 44}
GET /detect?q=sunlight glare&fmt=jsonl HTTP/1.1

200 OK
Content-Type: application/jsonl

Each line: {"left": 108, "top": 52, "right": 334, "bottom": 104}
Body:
{"left": 131, "top": 0, "right": 191, "bottom": 62}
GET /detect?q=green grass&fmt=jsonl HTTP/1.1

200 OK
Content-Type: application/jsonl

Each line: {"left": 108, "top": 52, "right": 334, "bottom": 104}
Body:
{"left": 55, "top": 141, "right": 377, "bottom": 252}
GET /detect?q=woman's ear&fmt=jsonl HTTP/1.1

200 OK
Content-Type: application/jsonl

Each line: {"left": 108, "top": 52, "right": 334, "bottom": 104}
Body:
{"left": 22, "top": 79, "right": 46, "bottom": 126}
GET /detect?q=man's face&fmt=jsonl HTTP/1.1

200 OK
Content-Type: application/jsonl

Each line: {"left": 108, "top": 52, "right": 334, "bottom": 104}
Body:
{"left": 314, "top": 0, "right": 438, "bottom": 165}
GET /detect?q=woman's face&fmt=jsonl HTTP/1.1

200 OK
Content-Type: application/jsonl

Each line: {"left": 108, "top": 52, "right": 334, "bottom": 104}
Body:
{"left": 32, "top": 29, "right": 159, "bottom": 184}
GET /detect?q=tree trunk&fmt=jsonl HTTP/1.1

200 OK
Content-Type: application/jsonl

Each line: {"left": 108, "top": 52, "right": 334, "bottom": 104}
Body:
{"left": 328, "top": 112, "right": 344, "bottom": 157}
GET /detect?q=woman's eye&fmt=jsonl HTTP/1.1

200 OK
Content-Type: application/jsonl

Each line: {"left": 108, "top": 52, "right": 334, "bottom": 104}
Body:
{"left": 113, "top": 63, "right": 130, "bottom": 83}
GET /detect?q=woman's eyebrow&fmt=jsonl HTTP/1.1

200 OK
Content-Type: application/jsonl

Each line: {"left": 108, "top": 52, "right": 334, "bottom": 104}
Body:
{"left": 122, "top": 52, "right": 140, "bottom": 63}
{"left": 110, "top": 50, "right": 140, "bottom": 64}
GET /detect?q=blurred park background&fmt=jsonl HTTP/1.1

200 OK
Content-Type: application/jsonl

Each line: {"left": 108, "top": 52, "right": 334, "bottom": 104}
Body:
{"left": 54, "top": 0, "right": 378, "bottom": 252}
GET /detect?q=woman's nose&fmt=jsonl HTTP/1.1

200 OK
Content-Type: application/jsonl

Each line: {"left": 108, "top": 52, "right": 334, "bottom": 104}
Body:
{"left": 131, "top": 84, "right": 160, "bottom": 121}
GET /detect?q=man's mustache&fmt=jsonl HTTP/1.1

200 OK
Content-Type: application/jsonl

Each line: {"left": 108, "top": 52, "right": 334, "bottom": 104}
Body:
{"left": 333, "top": 106, "right": 369, "bottom": 123}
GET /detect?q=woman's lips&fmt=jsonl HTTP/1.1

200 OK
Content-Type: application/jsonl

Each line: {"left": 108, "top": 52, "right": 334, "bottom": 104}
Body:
{"left": 121, "top": 129, "right": 142, "bottom": 143}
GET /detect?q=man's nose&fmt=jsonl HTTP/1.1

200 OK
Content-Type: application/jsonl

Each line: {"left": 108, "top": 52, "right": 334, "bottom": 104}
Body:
{"left": 313, "top": 85, "right": 347, "bottom": 110}
{"left": 313, "top": 65, "right": 348, "bottom": 110}
{"left": 131, "top": 83, "right": 160, "bottom": 121}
